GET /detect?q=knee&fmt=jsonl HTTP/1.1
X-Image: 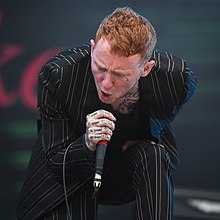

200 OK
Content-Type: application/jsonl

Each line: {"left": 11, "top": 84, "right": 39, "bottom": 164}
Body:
{"left": 135, "top": 142, "right": 171, "bottom": 167}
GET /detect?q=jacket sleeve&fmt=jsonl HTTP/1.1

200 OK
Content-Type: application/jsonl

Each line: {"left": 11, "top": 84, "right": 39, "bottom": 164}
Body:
{"left": 151, "top": 51, "right": 197, "bottom": 119}
{"left": 162, "top": 58, "right": 196, "bottom": 169}
{"left": 38, "top": 60, "right": 95, "bottom": 184}
{"left": 150, "top": 51, "right": 197, "bottom": 169}
{"left": 180, "top": 60, "right": 197, "bottom": 105}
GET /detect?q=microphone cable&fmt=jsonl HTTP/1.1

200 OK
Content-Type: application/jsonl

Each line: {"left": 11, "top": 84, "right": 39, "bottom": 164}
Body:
{"left": 62, "top": 141, "right": 96, "bottom": 219}
{"left": 63, "top": 140, "right": 107, "bottom": 219}
{"left": 63, "top": 143, "right": 73, "bottom": 220}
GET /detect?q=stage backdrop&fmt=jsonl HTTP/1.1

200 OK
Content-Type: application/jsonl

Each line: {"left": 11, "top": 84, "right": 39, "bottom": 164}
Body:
{"left": 1, "top": 0, "right": 220, "bottom": 219}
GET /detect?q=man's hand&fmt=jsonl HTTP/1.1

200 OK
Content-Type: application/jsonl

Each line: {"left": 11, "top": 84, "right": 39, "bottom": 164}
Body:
{"left": 85, "top": 109, "right": 116, "bottom": 151}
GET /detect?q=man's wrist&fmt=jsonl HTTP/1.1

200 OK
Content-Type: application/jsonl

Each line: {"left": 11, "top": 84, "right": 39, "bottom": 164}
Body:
{"left": 85, "top": 134, "right": 96, "bottom": 152}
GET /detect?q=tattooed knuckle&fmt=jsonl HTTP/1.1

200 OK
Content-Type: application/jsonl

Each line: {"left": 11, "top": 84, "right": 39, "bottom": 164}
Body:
{"left": 100, "top": 109, "right": 105, "bottom": 114}
{"left": 86, "top": 121, "right": 90, "bottom": 127}
{"left": 109, "top": 129, "right": 113, "bottom": 135}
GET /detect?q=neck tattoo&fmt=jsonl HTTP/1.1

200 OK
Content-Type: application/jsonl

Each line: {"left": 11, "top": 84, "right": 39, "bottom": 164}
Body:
{"left": 112, "top": 83, "right": 140, "bottom": 114}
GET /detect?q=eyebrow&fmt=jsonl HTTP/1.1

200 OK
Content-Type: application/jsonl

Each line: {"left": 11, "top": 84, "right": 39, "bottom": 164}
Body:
{"left": 94, "top": 60, "right": 130, "bottom": 77}
{"left": 113, "top": 69, "right": 130, "bottom": 77}
{"left": 94, "top": 60, "right": 107, "bottom": 70}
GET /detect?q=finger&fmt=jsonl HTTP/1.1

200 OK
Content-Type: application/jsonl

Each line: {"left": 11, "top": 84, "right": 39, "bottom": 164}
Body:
{"left": 87, "top": 109, "right": 116, "bottom": 121}
{"left": 88, "top": 127, "right": 102, "bottom": 133}
{"left": 88, "top": 134, "right": 111, "bottom": 143}
{"left": 98, "top": 118, "right": 115, "bottom": 130}
{"left": 86, "top": 119, "right": 115, "bottom": 130}
{"left": 88, "top": 127, "right": 113, "bottom": 136}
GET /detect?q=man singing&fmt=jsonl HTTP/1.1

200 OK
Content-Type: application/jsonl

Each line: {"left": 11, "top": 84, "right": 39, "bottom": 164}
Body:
{"left": 17, "top": 7, "right": 196, "bottom": 220}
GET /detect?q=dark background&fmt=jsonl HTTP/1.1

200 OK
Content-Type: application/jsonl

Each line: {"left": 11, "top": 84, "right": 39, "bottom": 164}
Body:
{"left": 0, "top": 0, "right": 220, "bottom": 219}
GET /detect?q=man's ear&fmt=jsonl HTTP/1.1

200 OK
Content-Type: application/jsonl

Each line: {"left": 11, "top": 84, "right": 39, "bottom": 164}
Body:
{"left": 141, "top": 60, "right": 155, "bottom": 77}
{"left": 90, "top": 39, "right": 95, "bottom": 53}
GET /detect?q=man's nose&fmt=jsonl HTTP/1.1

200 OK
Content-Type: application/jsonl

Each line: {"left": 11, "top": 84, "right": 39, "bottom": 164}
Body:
{"left": 102, "top": 72, "right": 114, "bottom": 89}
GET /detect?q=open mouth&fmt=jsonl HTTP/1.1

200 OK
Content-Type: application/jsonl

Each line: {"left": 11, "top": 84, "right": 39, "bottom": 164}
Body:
{"left": 100, "top": 90, "right": 112, "bottom": 100}
{"left": 102, "top": 91, "right": 111, "bottom": 97}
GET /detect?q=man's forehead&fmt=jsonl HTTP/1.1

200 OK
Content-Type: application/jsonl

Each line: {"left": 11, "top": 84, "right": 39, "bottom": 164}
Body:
{"left": 94, "top": 54, "right": 141, "bottom": 73}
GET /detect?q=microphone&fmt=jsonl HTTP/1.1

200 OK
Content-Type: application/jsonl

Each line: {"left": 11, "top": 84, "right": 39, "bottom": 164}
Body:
{"left": 93, "top": 140, "right": 107, "bottom": 197}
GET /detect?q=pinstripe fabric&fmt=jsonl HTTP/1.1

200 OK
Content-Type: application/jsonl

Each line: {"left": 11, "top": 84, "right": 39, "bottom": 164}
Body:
{"left": 39, "top": 188, "right": 98, "bottom": 220}
{"left": 98, "top": 142, "right": 173, "bottom": 220}
{"left": 17, "top": 44, "right": 196, "bottom": 220}
{"left": 144, "top": 49, "right": 196, "bottom": 169}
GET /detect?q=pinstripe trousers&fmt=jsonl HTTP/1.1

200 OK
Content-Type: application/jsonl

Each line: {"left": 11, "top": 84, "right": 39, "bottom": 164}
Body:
{"left": 38, "top": 142, "right": 173, "bottom": 220}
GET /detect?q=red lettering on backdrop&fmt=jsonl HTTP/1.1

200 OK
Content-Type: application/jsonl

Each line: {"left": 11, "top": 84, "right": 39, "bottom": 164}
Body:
{"left": 0, "top": 12, "right": 25, "bottom": 107}
{"left": 20, "top": 48, "right": 62, "bottom": 111}
{"left": 0, "top": 44, "right": 25, "bottom": 107}
{"left": 0, "top": 11, "right": 63, "bottom": 111}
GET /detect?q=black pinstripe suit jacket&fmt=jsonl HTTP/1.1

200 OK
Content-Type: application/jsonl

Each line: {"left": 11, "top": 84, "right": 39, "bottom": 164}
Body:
{"left": 17, "top": 44, "right": 196, "bottom": 220}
